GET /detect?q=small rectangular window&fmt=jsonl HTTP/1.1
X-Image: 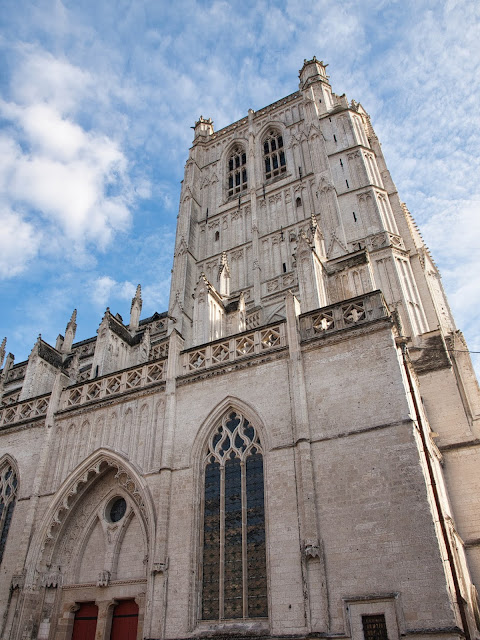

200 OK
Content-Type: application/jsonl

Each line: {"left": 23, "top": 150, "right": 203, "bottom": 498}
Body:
{"left": 273, "top": 155, "right": 278, "bottom": 170}
{"left": 229, "top": 158, "right": 233, "bottom": 171}
{"left": 235, "top": 173, "right": 240, "bottom": 186}
{"left": 280, "top": 151, "right": 286, "bottom": 166}
{"left": 362, "top": 614, "right": 388, "bottom": 640}
{"left": 278, "top": 136, "right": 283, "bottom": 148}
{"left": 271, "top": 139, "right": 276, "bottom": 151}
{"left": 264, "top": 142, "right": 269, "bottom": 155}
{"left": 265, "top": 158, "right": 271, "bottom": 174}
{"left": 242, "top": 169, "right": 247, "bottom": 184}
{"left": 241, "top": 153, "right": 246, "bottom": 165}
{"left": 229, "top": 176, "right": 233, "bottom": 189}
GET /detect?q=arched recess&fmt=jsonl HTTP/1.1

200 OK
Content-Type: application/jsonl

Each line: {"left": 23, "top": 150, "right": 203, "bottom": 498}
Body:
{"left": 0, "top": 454, "right": 19, "bottom": 565}
{"left": 190, "top": 398, "right": 271, "bottom": 624}
{"left": 24, "top": 448, "right": 156, "bottom": 588}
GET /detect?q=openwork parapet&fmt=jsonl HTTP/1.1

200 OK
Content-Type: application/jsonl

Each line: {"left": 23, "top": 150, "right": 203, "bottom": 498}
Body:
{"left": 0, "top": 393, "right": 50, "bottom": 427}
{"left": 299, "top": 290, "right": 389, "bottom": 342}
{"left": 182, "top": 323, "right": 287, "bottom": 374}
{"left": 62, "top": 359, "right": 167, "bottom": 409}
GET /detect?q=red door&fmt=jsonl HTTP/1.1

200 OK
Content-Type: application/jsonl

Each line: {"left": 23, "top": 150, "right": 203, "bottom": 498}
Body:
{"left": 110, "top": 600, "right": 139, "bottom": 640}
{"left": 72, "top": 603, "right": 98, "bottom": 640}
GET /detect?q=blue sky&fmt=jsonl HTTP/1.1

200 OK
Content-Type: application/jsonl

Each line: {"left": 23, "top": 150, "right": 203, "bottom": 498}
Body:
{"left": 0, "top": 0, "right": 479, "bottom": 376}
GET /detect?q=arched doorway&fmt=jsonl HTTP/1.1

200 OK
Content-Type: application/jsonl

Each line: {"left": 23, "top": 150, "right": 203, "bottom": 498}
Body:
{"left": 72, "top": 603, "right": 98, "bottom": 640}
{"left": 110, "top": 600, "right": 139, "bottom": 640}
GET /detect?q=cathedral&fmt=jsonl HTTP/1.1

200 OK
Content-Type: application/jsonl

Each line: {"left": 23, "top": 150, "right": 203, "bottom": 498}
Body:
{"left": 1, "top": 57, "right": 480, "bottom": 640}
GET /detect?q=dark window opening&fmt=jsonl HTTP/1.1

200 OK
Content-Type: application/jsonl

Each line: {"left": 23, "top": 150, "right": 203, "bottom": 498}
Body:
{"left": 362, "top": 614, "right": 388, "bottom": 640}
{"left": 263, "top": 130, "right": 286, "bottom": 180}
{"left": 0, "top": 465, "right": 18, "bottom": 564}
{"left": 353, "top": 212, "right": 357, "bottom": 222}
{"left": 282, "top": 263, "right": 287, "bottom": 273}
{"left": 215, "top": 231, "right": 220, "bottom": 242}
{"left": 296, "top": 197, "right": 302, "bottom": 208}
{"left": 228, "top": 147, "right": 247, "bottom": 197}
{"left": 109, "top": 497, "right": 127, "bottom": 523}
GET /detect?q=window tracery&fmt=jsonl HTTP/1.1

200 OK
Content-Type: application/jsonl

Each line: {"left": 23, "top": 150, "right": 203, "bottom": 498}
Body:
{"left": 0, "top": 463, "right": 18, "bottom": 564}
{"left": 227, "top": 147, "right": 247, "bottom": 198}
{"left": 263, "top": 130, "right": 286, "bottom": 180}
{"left": 202, "top": 411, "right": 267, "bottom": 620}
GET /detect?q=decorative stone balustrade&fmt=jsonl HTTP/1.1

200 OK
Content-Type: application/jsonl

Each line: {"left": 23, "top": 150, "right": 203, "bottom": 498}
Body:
{"left": 62, "top": 359, "right": 167, "bottom": 410}
{"left": 299, "top": 290, "right": 389, "bottom": 341}
{"left": 150, "top": 340, "right": 169, "bottom": 360}
{"left": 0, "top": 393, "right": 51, "bottom": 427}
{"left": 1, "top": 389, "right": 21, "bottom": 407}
{"left": 181, "top": 323, "right": 287, "bottom": 375}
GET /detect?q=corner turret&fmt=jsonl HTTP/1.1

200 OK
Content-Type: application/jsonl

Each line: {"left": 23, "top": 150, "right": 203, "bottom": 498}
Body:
{"left": 193, "top": 115, "right": 214, "bottom": 142}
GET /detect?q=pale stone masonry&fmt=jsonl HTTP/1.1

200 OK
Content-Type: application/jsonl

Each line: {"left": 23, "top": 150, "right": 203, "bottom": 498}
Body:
{"left": 1, "top": 57, "right": 480, "bottom": 640}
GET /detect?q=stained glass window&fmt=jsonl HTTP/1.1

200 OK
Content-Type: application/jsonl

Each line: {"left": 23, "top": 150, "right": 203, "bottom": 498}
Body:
{"left": 0, "top": 464, "right": 18, "bottom": 564}
{"left": 201, "top": 411, "right": 267, "bottom": 620}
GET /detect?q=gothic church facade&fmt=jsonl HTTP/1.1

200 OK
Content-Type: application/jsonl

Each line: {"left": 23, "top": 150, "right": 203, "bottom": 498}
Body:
{"left": 1, "top": 57, "right": 480, "bottom": 640}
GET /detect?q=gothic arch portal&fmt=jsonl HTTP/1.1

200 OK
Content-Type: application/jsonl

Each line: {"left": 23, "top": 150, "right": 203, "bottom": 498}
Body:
{"left": 24, "top": 448, "right": 156, "bottom": 588}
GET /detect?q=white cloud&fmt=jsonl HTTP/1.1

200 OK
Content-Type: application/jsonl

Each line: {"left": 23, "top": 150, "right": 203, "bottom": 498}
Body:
{"left": 0, "top": 207, "right": 40, "bottom": 277}
{"left": 0, "top": 47, "right": 134, "bottom": 276}
{"left": 91, "top": 276, "right": 137, "bottom": 308}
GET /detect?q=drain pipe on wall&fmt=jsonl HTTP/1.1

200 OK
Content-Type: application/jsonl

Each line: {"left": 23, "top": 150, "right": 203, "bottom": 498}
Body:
{"left": 400, "top": 341, "right": 471, "bottom": 639}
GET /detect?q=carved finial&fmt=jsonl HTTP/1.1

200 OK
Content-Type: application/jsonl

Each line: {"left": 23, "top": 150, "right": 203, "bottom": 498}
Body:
{"left": 130, "top": 284, "right": 143, "bottom": 332}
{"left": 0, "top": 338, "right": 6, "bottom": 369}
{"left": 218, "top": 252, "right": 230, "bottom": 297}
{"left": 62, "top": 309, "right": 77, "bottom": 353}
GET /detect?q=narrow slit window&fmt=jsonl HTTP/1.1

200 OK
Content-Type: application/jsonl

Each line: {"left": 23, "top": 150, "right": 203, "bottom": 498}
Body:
{"left": 263, "top": 130, "right": 286, "bottom": 180}
{"left": 296, "top": 197, "right": 302, "bottom": 208}
{"left": 282, "top": 263, "right": 287, "bottom": 273}
{"left": 353, "top": 212, "right": 357, "bottom": 222}
{"left": 215, "top": 231, "right": 220, "bottom": 241}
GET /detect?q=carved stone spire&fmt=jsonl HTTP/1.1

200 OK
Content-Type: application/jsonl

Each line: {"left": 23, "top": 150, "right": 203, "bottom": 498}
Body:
{"left": 0, "top": 337, "right": 6, "bottom": 369}
{"left": 218, "top": 252, "right": 230, "bottom": 297}
{"left": 62, "top": 309, "right": 77, "bottom": 353}
{"left": 130, "top": 284, "right": 142, "bottom": 332}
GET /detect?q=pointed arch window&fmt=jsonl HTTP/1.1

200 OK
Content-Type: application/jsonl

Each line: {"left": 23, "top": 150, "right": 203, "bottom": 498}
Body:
{"left": 202, "top": 411, "right": 267, "bottom": 620}
{"left": 263, "top": 130, "right": 286, "bottom": 180}
{"left": 227, "top": 147, "right": 247, "bottom": 198}
{"left": 0, "top": 463, "right": 18, "bottom": 564}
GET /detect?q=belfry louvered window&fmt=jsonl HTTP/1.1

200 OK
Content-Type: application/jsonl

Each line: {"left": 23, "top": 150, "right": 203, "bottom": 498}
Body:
{"left": 227, "top": 147, "right": 247, "bottom": 197}
{"left": 263, "top": 130, "right": 286, "bottom": 180}
{"left": 202, "top": 411, "right": 267, "bottom": 620}
{"left": 0, "top": 464, "right": 18, "bottom": 564}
